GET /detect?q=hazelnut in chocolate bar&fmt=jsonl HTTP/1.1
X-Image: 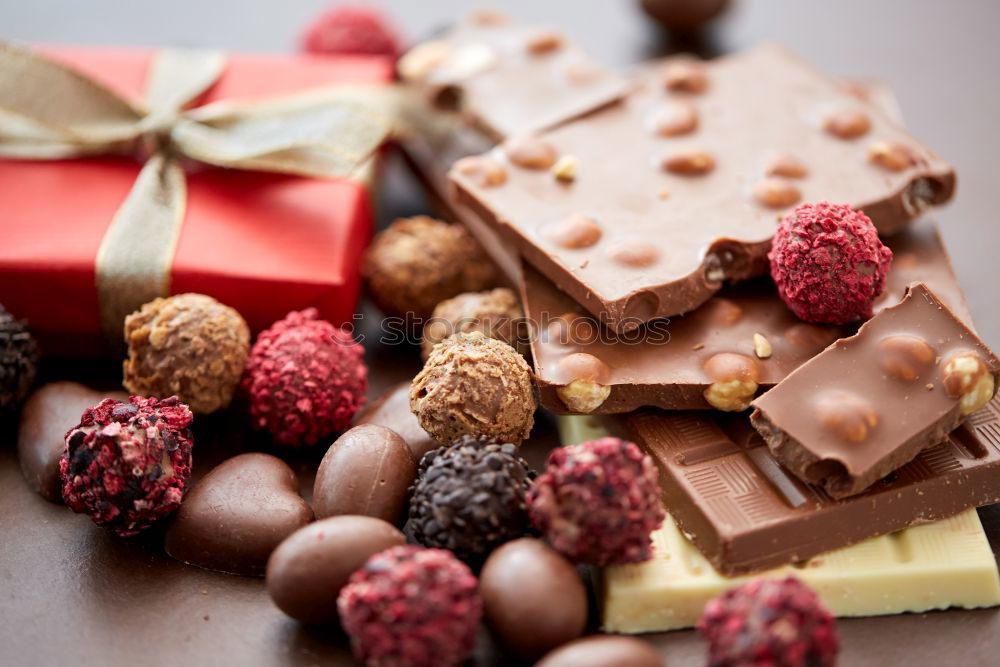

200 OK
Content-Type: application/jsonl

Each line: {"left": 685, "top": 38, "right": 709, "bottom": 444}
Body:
{"left": 623, "top": 396, "right": 1000, "bottom": 575}
{"left": 449, "top": 44, "right": 955, "bottom": 331}
{"left": 751, "top": 283, "right": 1000, "bottom": 499}
{"left": 523, "top": 220, "right": 968, "bottom": 415}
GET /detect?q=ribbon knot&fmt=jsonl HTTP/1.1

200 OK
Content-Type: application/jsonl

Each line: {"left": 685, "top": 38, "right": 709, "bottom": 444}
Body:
{"left": 0, "top": 43, "right": 395, "bottom": 342}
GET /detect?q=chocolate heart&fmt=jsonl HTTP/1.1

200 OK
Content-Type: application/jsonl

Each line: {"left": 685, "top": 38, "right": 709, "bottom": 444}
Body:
{"left": 17, "top": 382, "right": 127, "bottom": 503}
{"left": 165, "top": 453, "right": 313, "bottom": 576}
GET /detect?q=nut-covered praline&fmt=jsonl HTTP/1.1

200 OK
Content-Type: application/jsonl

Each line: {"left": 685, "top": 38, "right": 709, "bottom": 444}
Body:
{"left": 242, "top": 309, "right": 367, "bottom": 447}
{"left": 410, "top": 331, "right": 536, "bottom": 446}
{"left": 409, "top": 435, "right": 535, "bottom": 562}
{"left": 527, "top": 437, "right": 665, "bottom": 566}
{"left": 122, "top": 293, "right": 249, "bottom": 415}
{"left": 362, "top": 216, "right": 501, "bottom": 320}
{"left": 60, "top": 396, "right": 194, "bottom": 536}
{"left": 338, "top": 545, "right": 482, "bottom": 667}
{"left": 698, "top": 576, "right": 839, "bottom": 667}
{"left": 421, "top": 288, "right": 523, "bottom": 360}
{"left": 0, "top": 303, "right": 39, "bottom": 412}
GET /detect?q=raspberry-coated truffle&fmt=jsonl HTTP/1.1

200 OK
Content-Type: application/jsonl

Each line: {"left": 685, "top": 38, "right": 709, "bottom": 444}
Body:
{"left": 410, "top": 331, "right": 536, "bottom": 446}
{"left": 698, "top": 576, "right": 839, "bottom": 667}
{"left": 300, "top": 5, "right": 401, "bottom": 59}
{"left": 60, "top": 396, "right": 194, "bottom": 536}
{"left": 363, "top": 216, "right": 501, "bottom": 320}
{"left": 527, "top": 437, "right": 665, "bottom": 566}
{"left": 242, "top": 309, "right": 367, "bottom": 447}
{"left": 421, "top": 287, "right": 524, "bottom": 359}
{"left": 409, "top": 435, "right": 536, "bottom": 562}
{"left": 338, "top": 545, "right": 482, "bottom": 667}
{"left": 769, "top": 202, "right": 892, "bottom": 324}
{"left": 0, "top": 304, "right": 39, "bottom": 412}
{"left": 123, "top": 293, "right": 249, "bottom": 415}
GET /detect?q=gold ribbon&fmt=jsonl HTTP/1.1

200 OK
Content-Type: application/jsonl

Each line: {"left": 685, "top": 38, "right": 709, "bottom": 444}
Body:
{"left": 0, "top": 43, "right": 395, "bottom": 341}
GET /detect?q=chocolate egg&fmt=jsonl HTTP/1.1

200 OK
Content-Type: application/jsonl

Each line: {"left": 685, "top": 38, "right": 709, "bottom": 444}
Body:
{"left": 313, "top": 424, "right": 417, "bottom": 525}
{"left": 537, "top": 635, "right": 663, "bottom": 667}
{"left": 480, "top": 538, "right": 587, "bottom": 658}
{"left": 165, "top": 453, "right": 313, "bottom": 576}
{"left": 17, "top": 382, "right": 127, "bottom": 502}
{"left": 266, "top": 515, "right": 406, "bottom": 624}
{"left": 355, "top": 381, "right": 438, "bottom": 460}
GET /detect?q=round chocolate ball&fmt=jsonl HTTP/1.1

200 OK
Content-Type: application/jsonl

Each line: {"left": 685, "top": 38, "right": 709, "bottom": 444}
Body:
{"left": 266, "top": 515, "right": 406, "bottom": 625}
{"left": 313, "top": 424, "right": 417, "bottom": 525}
{"left": 0, "top": 303, "right": 39, "bottom": 412}
{"left": 123, "top": 293, "right": 249, "bottom": 415}
{"left": 537, "top": 635, "right": 663, "bottom": 667}
{"left": 640, "top": 0, "right": 730, "bottom": 32}
{"left": 480, "top": 538, "right": 587, "bottom": 659}
{"left": 421, "top": 287, "right": 523, "bottom": 359}
{"left": 410, "top": 331, "right": 536, "bottom": 446}
{"left": 362, "top": 216, "right": 501, "bottom": 320}
{"left": 408, "top": 436, "right": 535, "bottom": 562}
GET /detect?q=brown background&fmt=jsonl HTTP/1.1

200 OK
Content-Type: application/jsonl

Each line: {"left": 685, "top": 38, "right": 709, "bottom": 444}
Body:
{"left": 3, "top": 1, "right": 1000, "bottom": 665}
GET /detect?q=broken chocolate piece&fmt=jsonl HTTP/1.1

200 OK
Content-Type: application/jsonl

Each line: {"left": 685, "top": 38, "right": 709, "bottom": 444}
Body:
{"left": 751, "top": 283, "right": 1000, "bottom": 498}
{"left": 450, "top": 45, "right": 955, "bottom": 331}
{"left": 623, "top": 392, "right": 1000, "bottom": 575}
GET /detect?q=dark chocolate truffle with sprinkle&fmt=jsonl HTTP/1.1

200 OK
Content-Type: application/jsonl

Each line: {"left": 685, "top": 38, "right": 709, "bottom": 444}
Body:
{"left": 0, "top": 304, "right": 40, "bottom": 412}
{"left": 408, "top": 435, "right": 535, "bottom": 562}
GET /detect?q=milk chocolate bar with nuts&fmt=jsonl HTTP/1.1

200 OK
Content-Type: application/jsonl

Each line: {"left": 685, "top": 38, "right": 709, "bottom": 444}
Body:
{"left": 623, "top": 393, "right": 1000, "bottom": 575}
{"left": 522, "top": 220, "right": 970, "bottom": 415}
{"left": 449, "top": 45, "right": 955, "bottom": 332}
{"left": 750, "top": 283, "right": 1000, "bottom": 499}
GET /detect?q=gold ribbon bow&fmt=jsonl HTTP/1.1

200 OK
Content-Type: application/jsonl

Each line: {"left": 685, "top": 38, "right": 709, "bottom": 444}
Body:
{"left": 0, "top": 42, "right": 394, "bottom": 340}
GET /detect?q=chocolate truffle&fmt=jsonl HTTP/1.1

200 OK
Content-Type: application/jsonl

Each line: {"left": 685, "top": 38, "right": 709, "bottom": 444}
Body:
{"left": 537, "top": 636, "right": 663, "bottom": 667}
{"left": 165, "top": 453, "right": 314, "bottom": 576}
{"left": 408, "top": 436, "right": 535, "bottom": 562}
{"left": 0, "top": 303, "right": 39, "bottom": 412}
{"left": 313, "top": 424, "right": 417, "bottom": 525}
{"left": 362, "top": 216, "right": 501, "bottom": 320}
{"left": 338, "top": 545, "right": 482, "bottom": 667}
{"left": 242, "top": 309, "right": 367, "bottom": 447}
{"left": 266, "top": 516, "right": 406, "bottom": 625}
{"left": 123, "top": 293, "right": 249, "bottom": 415}
{"left": 480, "top": 538, "right": 587, "bottom": 659}
{"left": 299, "top": 6, "right": 400, "bottom": 59}
{"left": 769, "top": 202, "right": 893, "bottom": 324}
{"left": 421, "top": 287, "right": 524, "bottom": 359}
{"left": 61, "top": 396, "right": 194, "bottom": 537}
{"left": 698, "top": 576, "right": 839, "bottom": 667}
{"left": 527, "top": 437, "right": 665, "bottom": 566}
{"left": 18, "top": 382, "right": 127, "bottom": 503}
{"left": 410, "top": 331, "right": 536, "bottom": 446}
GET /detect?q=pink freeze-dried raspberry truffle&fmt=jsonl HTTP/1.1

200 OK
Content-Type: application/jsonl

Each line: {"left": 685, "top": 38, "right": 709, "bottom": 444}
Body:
{"left": 300, "top": 6, "right": 400, "bottom": 59}
{"left": 60, "top": 396, "right": 194, "bottom": 537}
{"left": 337, "top": 545, "right": 482, "bottom": 667}
{"left": 527, "top": 437, "right": 665, "bottom": 566}
{"left": 242, "top": 309, "right": 367, "bottom": 447}
{"left": 698, "top": 576, "right": 839, "bottom": 667}
{"left": 769, "top": 201, "right": 892, "bottom": 324}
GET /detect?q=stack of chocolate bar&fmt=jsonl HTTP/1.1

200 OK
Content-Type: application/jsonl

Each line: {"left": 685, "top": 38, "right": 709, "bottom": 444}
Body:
{"left": 397, "top": 13, "right": 1000, "bottom": 634}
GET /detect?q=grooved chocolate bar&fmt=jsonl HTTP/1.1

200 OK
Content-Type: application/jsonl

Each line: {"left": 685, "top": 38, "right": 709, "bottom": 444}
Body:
{"left": 623, "top": 393, "right": 1000, "bottom": 576}
{"left": 524, "top": 220, "right": 969, "bottom": 414}
{"left": 751, "top": 283, "right": 1000, "bottom": 498}
{"left": 450, "top": 45, "right": 955, "bottom": 332}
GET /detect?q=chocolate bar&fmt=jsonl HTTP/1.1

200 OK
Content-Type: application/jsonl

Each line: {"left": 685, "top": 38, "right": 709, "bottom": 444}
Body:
{"left": 618, "top": 393, "right": 1000, "bottom": 575}
{"left": 524, "top": 220, "right": 968, "bottom": 414}
{"left": 449, "top": 45, "right": 955, "bottom": 332}
{"left": 398, "top": 13, "right": 630, "bottom": 142}
{"left": 751, "top": 284, "right": 1000, "bottom": 498}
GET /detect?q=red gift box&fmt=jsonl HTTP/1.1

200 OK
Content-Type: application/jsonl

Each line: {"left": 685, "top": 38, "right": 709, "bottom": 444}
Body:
{"left": 0, "top": 46, "right": 394, "bottom": 356}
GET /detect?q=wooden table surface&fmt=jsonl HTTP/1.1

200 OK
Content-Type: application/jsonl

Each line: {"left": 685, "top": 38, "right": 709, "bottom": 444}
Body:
{"left": 3, "top": 1, "right": 1000, "bottom": 665}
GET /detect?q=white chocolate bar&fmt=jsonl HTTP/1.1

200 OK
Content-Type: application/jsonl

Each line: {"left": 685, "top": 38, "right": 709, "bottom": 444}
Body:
{"left": 558, "top": 415, "right": 1000, "bottom": 633}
